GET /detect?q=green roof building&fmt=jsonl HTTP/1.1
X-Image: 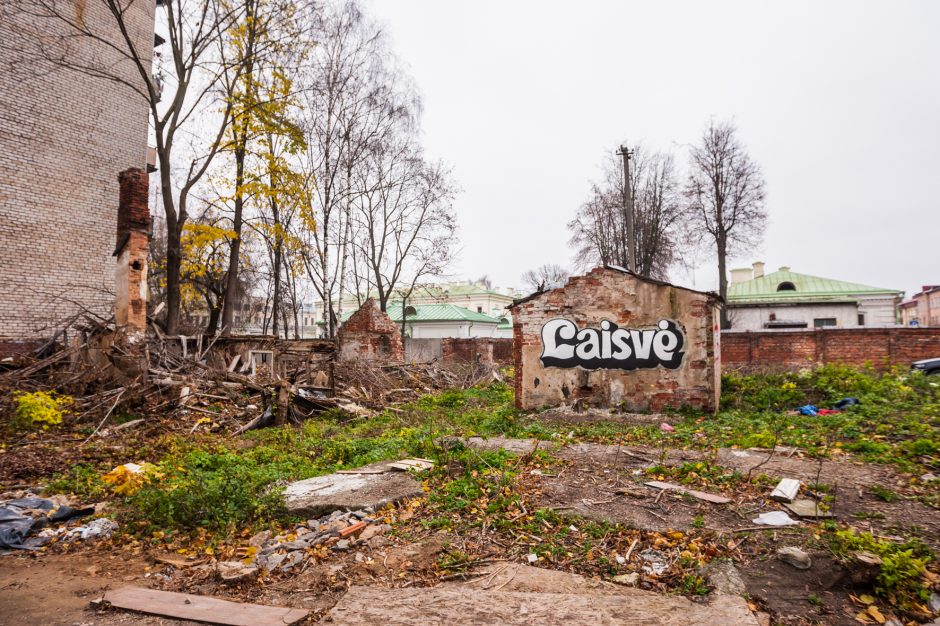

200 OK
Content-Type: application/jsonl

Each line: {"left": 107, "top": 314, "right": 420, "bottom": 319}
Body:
{"left": 726, "top": 262, "right": 903, "bottom": 330}
{"left": 336, "top": 301, "right": 511, "bottom": 339}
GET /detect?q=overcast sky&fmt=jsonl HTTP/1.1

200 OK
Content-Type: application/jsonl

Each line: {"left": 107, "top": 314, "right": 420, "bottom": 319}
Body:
{"left": 366, "top": 0, "right": 939, "bottom": 298}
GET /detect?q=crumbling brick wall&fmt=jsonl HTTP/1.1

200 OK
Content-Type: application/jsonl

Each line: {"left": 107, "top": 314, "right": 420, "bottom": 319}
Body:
{"left": 0, "top": 2, "right": 155, "bottom": 346}
{"left": 510, "top": 267, "right": 721, "bottom": 413}
{"left": 338, "top": 299, "right": 404, "bottom": 362}
{"left": 722, "top": 328, "right": 940, "bottom": 371}
{"left": 442, "top": 338, "right": 513, "bottom": 366}
{"left": 115, "top": 168, "right": 150, "bottom": 331}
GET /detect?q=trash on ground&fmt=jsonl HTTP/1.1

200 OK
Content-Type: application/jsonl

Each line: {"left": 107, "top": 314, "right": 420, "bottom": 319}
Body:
{"left": 102, "top": 462, "right": 160, "bottom": 496}
{"left": 782, "top": 499, "right": 833, "bottom": 519}
{"left": 776, "top": 546, "right": 812, "bottom": 570}
{"left": 638, "top": 548, "right": 669, "bottom": 576}
{"left": 388, "top": 457, "right": 435, "bottom": 472}
{"left": 769, "top": 478, "right": 801, "bottom": 503}
{"left": 833, "top": 397, "right": 860, "bottom": 410}
{"left": 0, "top": 494, "right": 95, "bottom": 550}
{"left": 67, "top": 518, "right": 118, "bottom": 540}
{"left": 752, "top": 511, "right": 799, "bottom": 526}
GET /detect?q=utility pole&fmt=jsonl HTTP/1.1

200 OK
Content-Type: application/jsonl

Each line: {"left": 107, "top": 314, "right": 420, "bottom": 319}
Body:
{"left": 617, "top": 145, "right": 637, "bottom": 273}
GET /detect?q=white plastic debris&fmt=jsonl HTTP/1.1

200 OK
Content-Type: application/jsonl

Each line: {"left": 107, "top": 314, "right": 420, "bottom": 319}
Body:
{"left": 67, "top": 518, "right": 119, "bottom": 541}
{"left": 752, "top": 511, "right": 799, "bottom": 526}
{"left": 526, "top": 553, "right": 538, "bottom": 563}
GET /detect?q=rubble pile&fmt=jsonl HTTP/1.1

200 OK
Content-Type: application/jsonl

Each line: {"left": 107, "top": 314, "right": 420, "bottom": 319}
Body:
{"left": 0, "top": 315, "right": 502, "bottom": 438}
{"left": 210, "top": 508, "right": 391, "bottom": 582}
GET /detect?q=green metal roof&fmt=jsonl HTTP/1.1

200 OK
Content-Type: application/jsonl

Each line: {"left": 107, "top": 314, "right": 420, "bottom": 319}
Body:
{"left": 387, "top": 303, "right": 500, "bottom": 324}
{"left": 727, "top": 268, "right": 902, "bottom": 304}
{"left": 337, "top": 302, "right": 503, "bottom": 324}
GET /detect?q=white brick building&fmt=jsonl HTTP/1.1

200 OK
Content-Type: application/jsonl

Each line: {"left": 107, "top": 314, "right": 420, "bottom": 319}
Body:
{"left": 0, "top": 2, "right": 155, "bottom": 349}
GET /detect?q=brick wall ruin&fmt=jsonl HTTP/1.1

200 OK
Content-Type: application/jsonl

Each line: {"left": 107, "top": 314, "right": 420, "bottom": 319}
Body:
{"left": 0, "top": 1, "right": 154, "bottom": 343}
{"left": 114, "top": 168, "right": 150, "bottom": 331}
{"left": 338, "top": 299, "right": 404, "bottom": 362}
{"left": 510, "top": 267, "right": 721, "bottom": 413}
{"left": 441, "top": 338, "right": 513, "bottom": 366}
{"left": 722, "top": 328, "right": 940, "bottom": 371}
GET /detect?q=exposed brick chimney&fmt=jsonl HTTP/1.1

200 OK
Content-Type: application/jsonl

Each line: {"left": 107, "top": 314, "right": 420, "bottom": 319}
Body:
{"left": 115, "top": 168, "right": 150, "bottom": 331}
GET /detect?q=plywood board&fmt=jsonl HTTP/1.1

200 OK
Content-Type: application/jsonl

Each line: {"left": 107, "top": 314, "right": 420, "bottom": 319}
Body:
{"left": 102, "top": 586, "right": 308, "bottom": 626}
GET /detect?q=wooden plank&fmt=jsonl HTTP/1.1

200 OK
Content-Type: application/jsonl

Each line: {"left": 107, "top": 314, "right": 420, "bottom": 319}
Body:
{"left": 644, "top": 480, "right": 731, "bottom": 504}
{"left": 388, "top": 458, "right": 434, "bottom": 472}
{"left": 769, "top": 478, "right": 801, "bottom": 502}
{"left": 102, "top": 586, "right": 308, "bottom": 626}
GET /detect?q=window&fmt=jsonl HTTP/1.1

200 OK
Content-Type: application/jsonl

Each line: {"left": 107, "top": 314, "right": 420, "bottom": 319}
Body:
{"left": 477, "top": 306, "right": 483, "bottom": 313}
{"left": 857, "top": 313, "right": 865, "bottom": 326}
{"left": 814, "top": 318, "right": 837, "bottom": 328}
{"left": 777, "top": 281, "right": 796, "bottom": 292}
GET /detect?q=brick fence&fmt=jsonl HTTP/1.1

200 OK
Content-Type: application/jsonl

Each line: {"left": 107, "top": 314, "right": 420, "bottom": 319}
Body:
{"left": 442, "top": 338, "right": 513, "bottom": 366}
{"left": 722, "top": 328, "right": 940, "bottom": 371}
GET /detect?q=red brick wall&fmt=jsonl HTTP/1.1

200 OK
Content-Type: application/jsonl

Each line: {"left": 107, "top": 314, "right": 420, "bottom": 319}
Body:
{"left": 722, "top": 328, "right": 940, "bottom": 371}
{"left": 441, "top": 338, "right": 513, "bottom": 366}
{"left": 337, "top": 299, "right": 404, "bottom": 362}
{"left": 492, "top": 338, "right": 513, "bottom": 364}
{"left": 115, "top": 168, "right": 150, "bottom": 330}
{"left": 511, "top": 267, "right": 720, "bottom": 413}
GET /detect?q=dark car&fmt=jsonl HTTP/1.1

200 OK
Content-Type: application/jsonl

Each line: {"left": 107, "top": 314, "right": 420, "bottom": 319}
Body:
{"left": 912, "top": 358, "right": 940, "bottom": 375}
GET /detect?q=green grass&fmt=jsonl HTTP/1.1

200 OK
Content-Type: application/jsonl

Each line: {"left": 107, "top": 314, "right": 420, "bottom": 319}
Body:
{"left": 502, "top": 365, "right": 940, "bottom": 475}
{"left": 829, "top": 528, "right": 933, "bottom": 608}
{"left": 44, "top": 365, "right": 939, "bottom": 536}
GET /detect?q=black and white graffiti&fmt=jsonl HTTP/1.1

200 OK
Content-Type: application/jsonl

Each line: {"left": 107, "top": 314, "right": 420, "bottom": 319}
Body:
{"left": 539, "top": 319, "right": 685, "bottom": 371}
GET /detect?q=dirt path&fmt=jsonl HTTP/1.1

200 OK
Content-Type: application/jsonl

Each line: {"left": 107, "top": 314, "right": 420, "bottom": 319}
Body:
{"left": 0, "top": 551, "right": 203, "bottom": 626}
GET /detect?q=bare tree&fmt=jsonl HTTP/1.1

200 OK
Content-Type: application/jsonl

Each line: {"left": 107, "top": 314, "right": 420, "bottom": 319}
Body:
{"left": 352, "top": 139, "right": 457, "bottom": 311}
{"left": 7, "top": 0, "right": 245, "bottom": 334}
{"left": 684, "top": 120, "right": 767, "bottom": 329}
{"left": 296, "top": 0, "right": 414, "bottom": 337}
{"left": 521, "top": 264, "right": 569, "bottom": 293}
{"left": 568, "top": 145, "right": 683, "bottom": 280}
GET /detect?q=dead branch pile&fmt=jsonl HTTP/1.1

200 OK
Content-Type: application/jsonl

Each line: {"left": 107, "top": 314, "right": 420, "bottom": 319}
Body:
{"left": 335, "top": 360, "right": 502, "bottom": 408}
{"left": 1, "top": 317, "right": 502, "bottom": 438}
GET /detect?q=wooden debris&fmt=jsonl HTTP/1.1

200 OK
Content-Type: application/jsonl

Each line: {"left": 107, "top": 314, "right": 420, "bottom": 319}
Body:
{"left": 339, "top": 520, "right": 368, "bottom": 538}
{"left": 769, "top": 478, "right": 801, "bottom": 503}
{"left": 644, "top": 480, "right": 731, "bottom": 504}
{"left": 152, "top": 554, "right": 208, "bottom": 569}
{"left": 101, "top": 586, "right": 308, "bottom": 626}
{"left": 389, "top": 458, "right": 435, "bottom": 472}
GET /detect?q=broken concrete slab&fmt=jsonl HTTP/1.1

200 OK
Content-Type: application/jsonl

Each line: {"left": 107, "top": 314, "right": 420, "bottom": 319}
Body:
{"left": 325, "top": 583, "right": 760, "bottom": 625}
{"left": 283, "top": 466, "right": 422, "bottom": 517}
